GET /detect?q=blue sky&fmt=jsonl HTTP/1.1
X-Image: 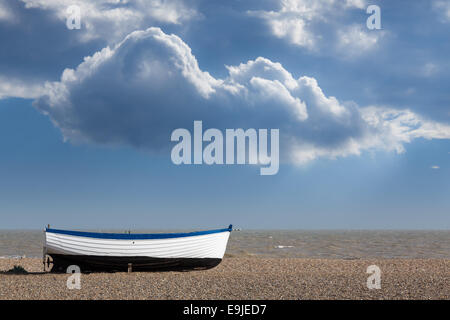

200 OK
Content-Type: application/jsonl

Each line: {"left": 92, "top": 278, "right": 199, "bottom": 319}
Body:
{"left": 0, "top": 0, "right": 449, "bottom": 229}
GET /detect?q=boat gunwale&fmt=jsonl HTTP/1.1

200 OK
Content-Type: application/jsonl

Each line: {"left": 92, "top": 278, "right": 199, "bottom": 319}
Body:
{"left": 46, "top": 225, "right": 232, "bottom": 240}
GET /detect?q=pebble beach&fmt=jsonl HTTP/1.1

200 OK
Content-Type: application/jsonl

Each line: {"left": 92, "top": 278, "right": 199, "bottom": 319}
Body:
{"left": 0, "top": 257, "right": 448, "bottom": 300}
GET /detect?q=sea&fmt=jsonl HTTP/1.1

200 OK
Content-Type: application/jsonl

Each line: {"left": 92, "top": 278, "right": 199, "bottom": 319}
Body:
{"left": 0, "top": 230, "right": 449, "bottom": 259}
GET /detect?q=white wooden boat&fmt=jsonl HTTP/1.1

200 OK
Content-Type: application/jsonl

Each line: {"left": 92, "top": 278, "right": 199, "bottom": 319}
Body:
{"left": 44, "top": 225, "right": 232, "bottom": 272}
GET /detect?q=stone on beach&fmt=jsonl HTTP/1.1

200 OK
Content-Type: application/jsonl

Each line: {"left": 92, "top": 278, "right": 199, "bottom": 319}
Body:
{"left": 0, "top": 258, "right": 448, "bottom": 300}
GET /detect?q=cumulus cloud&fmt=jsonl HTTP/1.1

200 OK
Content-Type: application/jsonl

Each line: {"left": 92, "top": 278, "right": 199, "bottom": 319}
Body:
{"left": 248, "top": 0, "right": 373, "bottom": 52}
{"left": 34, "top": 27, "right": 450, "bottom": 164}
{"left": 0, "top": 0, "right": 199, "bottom": 99}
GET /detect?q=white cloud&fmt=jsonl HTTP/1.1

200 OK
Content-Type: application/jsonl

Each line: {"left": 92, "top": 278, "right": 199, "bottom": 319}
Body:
{"left": 0, "top": 76, "right": 45, "bottom": 99}
{"left": 433, "top": 0, "right": 450, "bottom": 22}
{"left": 249, "top": 0, "right": 370, "bottom": 51}
{"left": 0, "top": 1, "right": 15, "bottom": 22}
{"left": 19, "top": 0, "right": 199, "bottom": 42}
{"left": 250, "top": 9, "right": 316, "bottom": 49}
{"left": 34, "top": 27, "right": 450, "bottom": 164}
{"left": 431, "top": 165, "right": 440, "bottom": 169}
{"left": 422, "top": 62, "right": 439, "bottom": 77}
{"left": 337, "top": 24, "right": 385, "bottom": 56}
{"left": 361, "top": 107, "right": 450, "bottom": 152}
{"left": 344, "top": 0, "right": 366, "bottom": 9}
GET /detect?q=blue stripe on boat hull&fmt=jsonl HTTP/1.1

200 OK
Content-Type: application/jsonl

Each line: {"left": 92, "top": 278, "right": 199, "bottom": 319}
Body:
{"left": 48, "top": 254, "right": 222, "bottom": 272}
{"left": 46, "top": 225, "right": 232, "bottom": 240}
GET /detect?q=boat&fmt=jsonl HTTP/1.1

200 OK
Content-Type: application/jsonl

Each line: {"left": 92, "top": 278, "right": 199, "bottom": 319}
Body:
{"left": 43, "top": 225, "right": 232, "bottom": 272}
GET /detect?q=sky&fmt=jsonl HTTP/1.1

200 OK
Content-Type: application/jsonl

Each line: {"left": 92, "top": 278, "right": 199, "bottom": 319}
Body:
{"left": 0, "top": 0, "right": 449, "bottom": 230}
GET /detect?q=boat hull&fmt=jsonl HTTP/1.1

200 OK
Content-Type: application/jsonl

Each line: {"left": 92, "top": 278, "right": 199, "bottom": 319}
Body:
{"left": 49, "top": 254, "right": 222, "bottom": 272}
{"left": 44, "top": 226, "right": 231, "bottom": 272}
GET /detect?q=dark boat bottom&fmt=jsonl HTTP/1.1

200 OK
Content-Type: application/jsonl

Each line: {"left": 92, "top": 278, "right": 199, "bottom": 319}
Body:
{"left": 47, "top": 254, "right": 222, "bottom": 273}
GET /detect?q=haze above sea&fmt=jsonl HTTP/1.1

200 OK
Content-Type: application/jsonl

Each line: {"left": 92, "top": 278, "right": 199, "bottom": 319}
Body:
{"left": 0, "top": 230, "right": 449, "bottom": 259}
